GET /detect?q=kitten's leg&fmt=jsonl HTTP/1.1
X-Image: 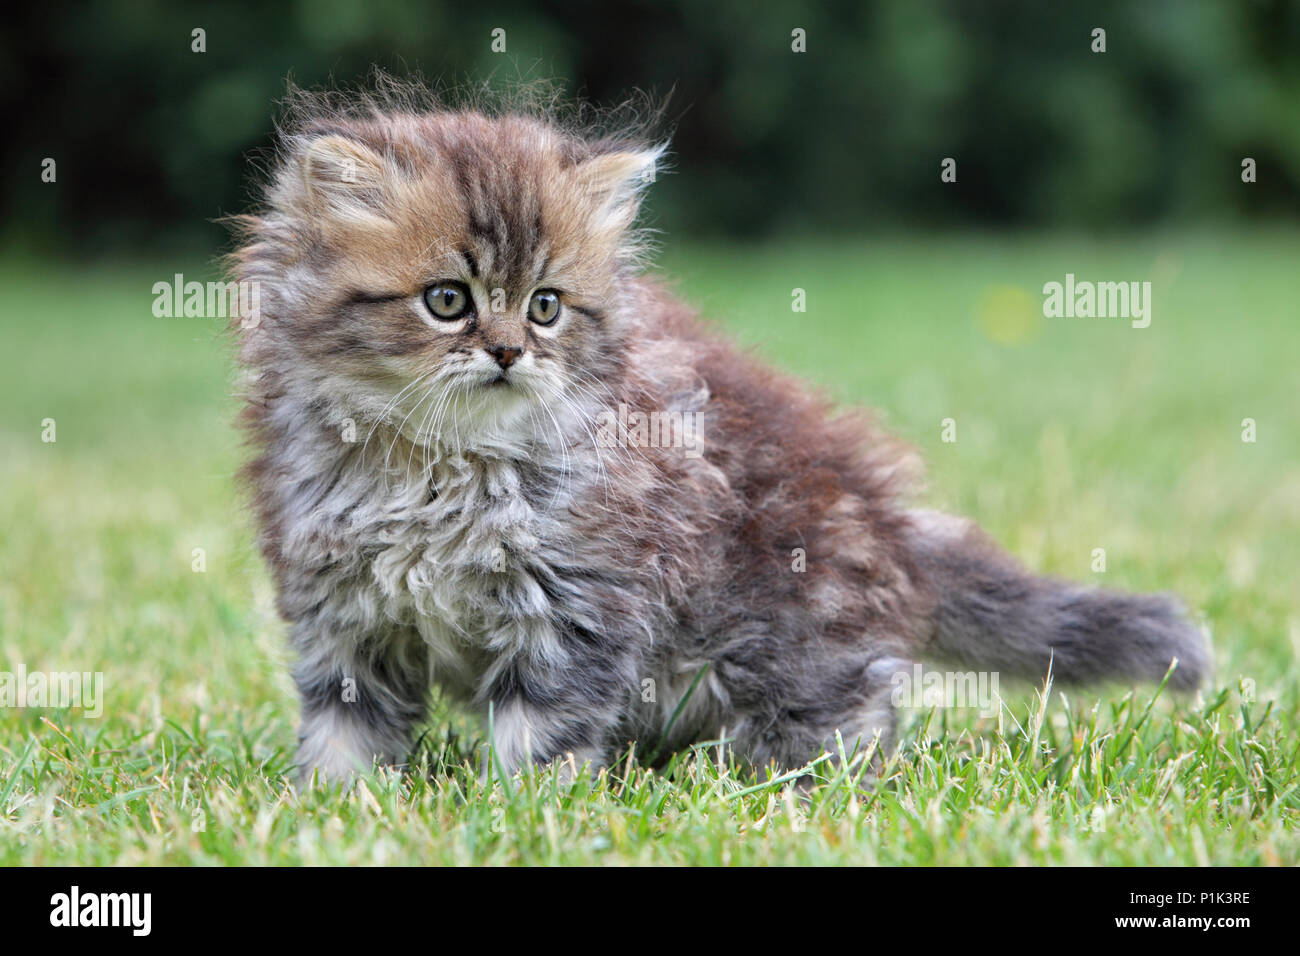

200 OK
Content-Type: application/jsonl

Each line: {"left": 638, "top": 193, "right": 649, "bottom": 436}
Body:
{"left": 486, "top": 696, "right": 609, "bottom": 782}
{"left": 734, "top": 654, "right": 905, "bottom": 787}
{"left": 478, "top": 655, "right": 627, "bottom": 782}
{"left": 292, "top": 627, "right": 431, "bottom": 786}
{"left": 818, "top": 659, "right": 902, "bottom": 786}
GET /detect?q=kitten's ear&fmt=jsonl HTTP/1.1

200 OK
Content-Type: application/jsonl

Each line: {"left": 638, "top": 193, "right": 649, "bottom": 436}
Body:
{"left": 575, "top": 144, "right": 666, "bottom": 232}
{"left": 274, "top": 131, "right": 390, "bottom": 223}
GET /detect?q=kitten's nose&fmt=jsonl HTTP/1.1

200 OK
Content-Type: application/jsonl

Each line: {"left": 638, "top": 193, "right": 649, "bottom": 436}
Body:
{"left": 487, "top": 345, "right": 523, "bottom": 369}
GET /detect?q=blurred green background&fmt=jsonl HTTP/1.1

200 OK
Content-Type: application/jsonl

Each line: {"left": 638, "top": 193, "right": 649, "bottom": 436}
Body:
{"left": 0, "top": 1, "right": 1298, "bottom": 864}
{"left": 2, "top": 0, "right": 1298, "bottom": 255}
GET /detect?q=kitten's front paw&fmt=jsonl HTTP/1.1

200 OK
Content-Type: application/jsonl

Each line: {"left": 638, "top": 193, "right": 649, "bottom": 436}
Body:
{"left": 547, "top": 748, "right": 605, "bottom": 786}
{"left": 295, "top": 724, "right": 380, "bottom": 790}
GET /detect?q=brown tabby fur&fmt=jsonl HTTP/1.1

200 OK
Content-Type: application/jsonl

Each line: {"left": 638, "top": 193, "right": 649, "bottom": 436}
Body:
{"left": 227, "top": 80, "right": 1208, "bottom": 784}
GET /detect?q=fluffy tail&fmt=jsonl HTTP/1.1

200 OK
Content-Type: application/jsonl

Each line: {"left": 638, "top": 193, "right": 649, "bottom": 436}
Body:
{"left": 906, "top": 510, "right": 1210, "bottom": 690}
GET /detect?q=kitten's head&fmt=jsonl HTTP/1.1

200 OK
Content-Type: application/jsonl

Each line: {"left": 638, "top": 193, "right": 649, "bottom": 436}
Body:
{"left": 233, "top": 88, "right": 664, "bottom": 453}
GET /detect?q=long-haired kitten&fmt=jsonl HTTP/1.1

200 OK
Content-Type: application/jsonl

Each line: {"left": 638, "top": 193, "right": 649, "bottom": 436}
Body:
{"left": 229, "top": 83, "right": 1209, "bottom": 784}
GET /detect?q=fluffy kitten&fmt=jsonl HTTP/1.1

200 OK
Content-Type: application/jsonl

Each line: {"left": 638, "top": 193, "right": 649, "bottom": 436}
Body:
{"left": 229, "top": 85, "right": 1209, "bottom": 784}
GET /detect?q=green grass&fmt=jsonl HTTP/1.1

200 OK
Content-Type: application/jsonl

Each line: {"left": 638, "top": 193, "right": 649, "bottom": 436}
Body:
{"left": 1, "top": 231, "right": 1297, "bottom": 865}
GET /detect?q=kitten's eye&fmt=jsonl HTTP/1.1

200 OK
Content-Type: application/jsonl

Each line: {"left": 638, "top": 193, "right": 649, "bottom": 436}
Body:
{"left": 528, "top": 290, "right": 561, "bottom": 326}
{"left": 423, "top": 282, "right": 471, "bottom": 320}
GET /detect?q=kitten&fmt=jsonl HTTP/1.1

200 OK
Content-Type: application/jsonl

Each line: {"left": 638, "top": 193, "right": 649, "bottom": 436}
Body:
{"left": 229, "top": 85, "right": 1209, "bottom": 785}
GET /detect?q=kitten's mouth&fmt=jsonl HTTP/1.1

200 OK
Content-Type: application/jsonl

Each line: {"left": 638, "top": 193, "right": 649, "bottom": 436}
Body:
{"left": 484, "top": 372, "right": 512, "bottom": 388}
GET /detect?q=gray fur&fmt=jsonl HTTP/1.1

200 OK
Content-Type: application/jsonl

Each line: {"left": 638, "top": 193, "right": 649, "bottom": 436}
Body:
{"left": 228, "top": 94, "right": 1210, "bottom": 786}
{"left": 907, "top": 510, "right": 1209, "bottom": 691}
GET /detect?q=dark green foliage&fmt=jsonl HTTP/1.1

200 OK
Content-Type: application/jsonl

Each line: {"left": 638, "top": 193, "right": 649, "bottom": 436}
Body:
{"left": 2, "top": 0, "right": 1296, "bottom": 255}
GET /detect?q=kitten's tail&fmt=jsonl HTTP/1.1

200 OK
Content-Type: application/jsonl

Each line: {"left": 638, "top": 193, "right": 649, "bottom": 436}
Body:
{"left": 905, "top": 509, "right": 1210, "bottom": 690}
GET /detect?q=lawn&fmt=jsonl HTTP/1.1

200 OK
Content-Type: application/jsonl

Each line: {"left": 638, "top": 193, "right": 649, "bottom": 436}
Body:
{"left": 0, "top": 231, "right": 1297, "bottom": 865}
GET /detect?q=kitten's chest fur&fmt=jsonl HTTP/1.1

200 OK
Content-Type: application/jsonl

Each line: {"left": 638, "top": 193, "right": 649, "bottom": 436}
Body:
{"left": 287, "top": 419, "right": 605, "bottom": 699}
{"left": 373, "top": 451, "right": 559, "bottom": 626}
